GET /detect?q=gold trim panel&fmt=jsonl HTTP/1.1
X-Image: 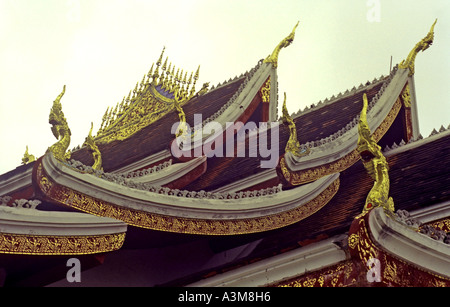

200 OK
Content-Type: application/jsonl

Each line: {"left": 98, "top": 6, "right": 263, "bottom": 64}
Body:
{"left": 0, "top": 232, "right": 125, "bottom": 255}
{"left": 35, "top": 160, "right": 340, "bottom": 235}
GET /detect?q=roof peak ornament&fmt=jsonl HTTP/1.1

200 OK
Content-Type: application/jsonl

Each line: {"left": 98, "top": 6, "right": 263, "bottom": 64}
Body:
{"left": 281, "top": 92, "right": 310, "bottom": 158}
{"left": 264, "top": 21, "right": 299, "bottom": 68}
{"left": 95, "top": 48, "right": 203, "bottom": 145}
{"left": 83, "top": 122, "right": 103, "bottom": 171}
{"left": 22, "top": 145, "right": 36, "bottom": 165}
{"left": 357, "top": 93, "right": 394, "bottom": 214}
{"left": 399, "top": 19, "right": 437, "bottom": 76}
{"left": 47, "top": 85, "right": 72, "bottom": 162}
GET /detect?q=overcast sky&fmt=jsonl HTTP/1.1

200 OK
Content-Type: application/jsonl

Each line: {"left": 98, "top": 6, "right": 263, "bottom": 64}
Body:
{"left": 0, "top": 0, "right": 448, "bottom": 174}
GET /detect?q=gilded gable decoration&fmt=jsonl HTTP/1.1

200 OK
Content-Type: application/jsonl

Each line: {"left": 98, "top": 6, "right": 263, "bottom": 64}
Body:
{"left": 94, "top": 47, "right": 202, "bottom": 145}
{"left": 46, "top": 85, "right": 72, "bottom": 162}
{"left": 281, "top": 92, "right": 310, "bottom": 158}
{"left": 264, "top": 21, "right": 299, "bottom": 68}
{"left": 399, "top": 19, "right": 437, "bottom": 76}
{"left": 357, "top": 93, "right": 394, "bottom": 214}
{"left": 83, "top": 122, "right": 103, "bottom": 171}
{"left": 22, "top": 146, "right": 36, "bottom": 165}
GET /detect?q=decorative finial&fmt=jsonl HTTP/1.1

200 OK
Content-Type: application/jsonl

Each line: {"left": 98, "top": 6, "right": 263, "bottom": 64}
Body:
{"left": 189, "top": 66, "right": 200, "bottom": 98}
{"left": 264, "top": 21, "right": 299, "bottom": 68}
{"left": 47, "top": 85, "right": 71, "bottom": 161}
{"left": 83, "top": 122, "right": 103, "bottom": 171}
{"left": 173, "top": 90, "right": 187, "bottom": 138}
{"left": 22, "top": 145, "right": 36, "bottom": 165}
{"left": 281, "top": 92, "right": 309, "bottom": 157}
{"left": 357, "top": 93, "right": 394, "bottom": 214}
{"left": 152, "top": 47, "right": 165, "bottom": 85}
{"left": 156, "top": 46, "right": 165, "bottom": 67}
{"left": 399, "top": 19, "right": 437, "bottom": 76}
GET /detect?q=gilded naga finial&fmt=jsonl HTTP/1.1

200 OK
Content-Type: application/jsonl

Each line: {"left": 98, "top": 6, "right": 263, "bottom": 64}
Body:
{"left": 357, "top": 93, "right": 394, "bottom": 214}
{"left": 281, "top": 93, "right": 309, "bottom": 158}
{"left": 22, "top": 145, "right": 36, "bottom": 165}
{"left": 83, "top": 122, "right": 103, "bottom": 171}
{"left": 399, "top": 19, "right": 437, "bottom": 76}
{"left": 173, "top": 90, "right": 188, "bottom": 138}
{"left": 47, "top": 85, "right": 72, "bottom": 161}
{"left": 196, "top": 82, "right": 210, "bottom": 97}
{"left": 264, "top": 21, "right": 299, "bottom": 68}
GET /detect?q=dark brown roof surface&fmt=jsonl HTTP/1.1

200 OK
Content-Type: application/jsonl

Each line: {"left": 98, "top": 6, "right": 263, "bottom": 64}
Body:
{"left": 185, "top": 78, "right": 387, "bottom": 191}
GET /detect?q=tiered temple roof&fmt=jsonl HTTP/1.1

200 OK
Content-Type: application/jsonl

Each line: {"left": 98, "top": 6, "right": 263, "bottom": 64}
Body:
{"left": 0, "top": 20, "right": 449, "bottom": 287}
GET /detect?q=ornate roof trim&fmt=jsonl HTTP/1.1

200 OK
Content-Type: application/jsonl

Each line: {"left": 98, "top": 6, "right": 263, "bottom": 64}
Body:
{"left": 93, "top": 48, "right": 202, "bottom": 145}
{"left": 174, "top": 60, "right": 278, "bottom": 158}
{"left": 33, "top": 153, "right": 339, "bottom": 235}
{"left": 263, "top": 21, "right": 299, "bottom": 68}
{"left": 368, "top": 207, "right": 450, "bottom": 279}
{"left": 278, "top": 65, "right": 407, "bottom": 186}
{"left": 67, "top": 155, "right": 204, "bottom": 188}
{"left": 189, "top": 234, "right": 348, "bottom": 287}
{"left": 398, "top": 19, "right": 437, "bottom": 76}
{"left": 0, "top": 196, "right": 126, "bottom": 255}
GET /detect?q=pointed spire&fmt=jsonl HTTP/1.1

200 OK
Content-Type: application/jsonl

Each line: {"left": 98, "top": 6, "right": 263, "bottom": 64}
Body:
{"left": 147, "top": 63, "right": 154, "bottom": 83}
{"left": 152, "top": 46, "right": 165, "bottom": 85}
{"left": 107, "top": 105, "right": 114, "bottom": 126}
{"left": 190, "top": 65, "right": 200, "bottom": 98}
{"left": 156, "top": 46, "right": 165, "bottom": 67}
{"left": 139, "top": 74, "right": 146, "bottom": 92}
{"left": 100, "top": 106, "right": 110, "bottom": 131}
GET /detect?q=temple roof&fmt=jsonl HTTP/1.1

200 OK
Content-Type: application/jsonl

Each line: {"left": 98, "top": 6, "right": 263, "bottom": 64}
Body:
{"left": 1, "top": 20, "right": 448, "bottom": 287}
{"left": 184, "top": 70, "right": 394, "bottom": 191}
{"left": 70, "top": 60, "right": 265, "bottom": 172}
{"left": 161, "top": 128, "right": 450, "bottom": 286}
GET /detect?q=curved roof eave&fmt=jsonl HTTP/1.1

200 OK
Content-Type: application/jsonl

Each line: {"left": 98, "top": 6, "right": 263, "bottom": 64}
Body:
{"left": 33, "top": 153, "right": 340, "bottom": 235}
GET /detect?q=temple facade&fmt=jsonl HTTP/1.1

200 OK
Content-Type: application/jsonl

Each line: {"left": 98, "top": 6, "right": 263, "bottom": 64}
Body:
{"left": 1, "top": 20, "right": 449, "bottom": 287}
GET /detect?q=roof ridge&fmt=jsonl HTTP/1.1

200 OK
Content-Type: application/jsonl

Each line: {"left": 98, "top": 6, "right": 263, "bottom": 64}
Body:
{"left": 291, "top": 64, "right": 398, "bottom": 119}
{"left": 383, "top": 123, "right": 450, "bottom": 154}
{"left": 207, "top": 59, "right": 264, "bottom": 94}
{"left": 289, "top": 65, "right": 399, "bottom": 151}
{"left": 65, "top": 158, "right": 282, "bottom": 198}
{"left": 191, "top": 59, "right": 264, "bottom": 132}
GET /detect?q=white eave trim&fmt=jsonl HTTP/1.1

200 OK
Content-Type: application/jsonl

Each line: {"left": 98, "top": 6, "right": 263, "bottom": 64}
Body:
{"left": 384, "top": 129, "right": 450, "bottom": 157}
{"left": 113, "top": 150, "right": 172, "bottom": 174}
{"left": 43, "top": 153, "right": 339, "bottom": 221}
{"left": 131, "top": 156, "right": 206, "bottom": 187}
{"left": 369, "top": 207, "right": 450, "bottom": 278}
{"left": 409, "top": 199, "right": 450, "bottom": 225}
{"left": 0, "top": 164, "right": 33, "bottom": 196}
{"left": 0, "top": 205, "right": 127, "bottom": 236}
{"left": 212, "top": 168, "right": 277, "bottom": 193}
{"left": 176, "top": 62, "right": 275, "bottom": 157}
{"left": 187, "top": 234, "right": 348, "bottom": 287}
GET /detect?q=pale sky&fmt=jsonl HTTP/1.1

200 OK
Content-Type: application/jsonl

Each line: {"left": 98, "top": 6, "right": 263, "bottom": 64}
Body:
{"left": 0, "top": 0, "right": 448, "bottom": 174}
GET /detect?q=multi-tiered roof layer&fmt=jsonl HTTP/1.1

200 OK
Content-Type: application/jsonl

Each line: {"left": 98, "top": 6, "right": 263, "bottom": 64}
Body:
{"left": 0, "top": 20, "right": 448, "bottom": 287}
